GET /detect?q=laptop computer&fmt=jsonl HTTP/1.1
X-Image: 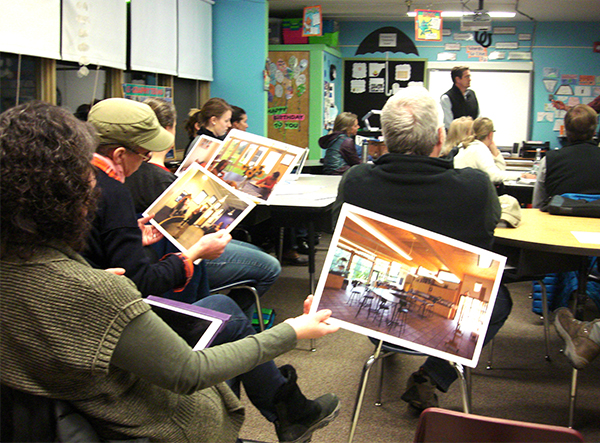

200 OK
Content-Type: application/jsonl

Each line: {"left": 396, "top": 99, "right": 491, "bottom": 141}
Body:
{"left": 145, "top": 296, "right": 230, "bottom": 350}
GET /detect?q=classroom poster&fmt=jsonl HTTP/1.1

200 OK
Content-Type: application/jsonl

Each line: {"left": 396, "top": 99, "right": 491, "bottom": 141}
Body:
{"left": 415, "top": 10, "right": 442, "bottom": 42}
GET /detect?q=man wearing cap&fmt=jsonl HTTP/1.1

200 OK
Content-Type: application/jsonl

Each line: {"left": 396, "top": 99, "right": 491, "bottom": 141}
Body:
{"left": 333, "top": 86, "right": 512, "bottom": 412}
{"left": 84, "top": 98, "right": 230, "bottom": 296}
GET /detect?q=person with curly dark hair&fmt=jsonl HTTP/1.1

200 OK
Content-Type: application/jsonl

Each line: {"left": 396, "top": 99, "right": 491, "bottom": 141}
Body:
{"left": 0, "top": 101, "right": 98, "bottom": 258}
{"left": 1, "top": 101, "right": 340, "bottom": 443}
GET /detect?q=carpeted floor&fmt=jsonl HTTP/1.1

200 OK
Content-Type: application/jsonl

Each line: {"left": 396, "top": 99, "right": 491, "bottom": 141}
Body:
{"left": 238, "top": 234, "right": 600, "bottom": 443}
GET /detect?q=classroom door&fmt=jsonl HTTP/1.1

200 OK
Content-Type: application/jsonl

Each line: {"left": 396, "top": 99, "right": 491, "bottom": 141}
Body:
{"left": 267, "top": 51, "right": 310, "bottom": 149}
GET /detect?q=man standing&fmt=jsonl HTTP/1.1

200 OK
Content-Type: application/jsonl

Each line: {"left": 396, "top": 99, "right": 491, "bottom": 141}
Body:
{"left": 532, "top": 104, "right": 600, "bottom": 208}
{"left": 334, "top": 86, "right": 512, "bottom": 411}
{"left": 440, "top": 66, "right": 481, "bottom": 130}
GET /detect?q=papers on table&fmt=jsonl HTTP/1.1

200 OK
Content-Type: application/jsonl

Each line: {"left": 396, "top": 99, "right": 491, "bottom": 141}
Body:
{"left": 571, "top": 231, "right": 600, "bottom": 245}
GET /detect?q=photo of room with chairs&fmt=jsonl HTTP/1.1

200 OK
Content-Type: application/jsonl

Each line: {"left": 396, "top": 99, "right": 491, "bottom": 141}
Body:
{"left": 316, "top": 205, "right": 505, "bottom": 363}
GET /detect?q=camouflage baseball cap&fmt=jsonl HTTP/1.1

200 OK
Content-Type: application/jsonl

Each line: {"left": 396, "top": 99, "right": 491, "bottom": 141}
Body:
{"left": 88, "top": 98, "right": 174, "bottom": 152}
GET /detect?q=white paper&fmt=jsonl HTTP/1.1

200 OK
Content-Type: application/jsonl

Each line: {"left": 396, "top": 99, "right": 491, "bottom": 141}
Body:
{"left": 571, "top": 231, "right": 600, "bottom": 245}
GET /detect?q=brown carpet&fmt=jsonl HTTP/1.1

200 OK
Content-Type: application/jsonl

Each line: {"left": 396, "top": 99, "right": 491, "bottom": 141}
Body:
{"left": 238, "top": 234, "right": 600, "bottom": 443}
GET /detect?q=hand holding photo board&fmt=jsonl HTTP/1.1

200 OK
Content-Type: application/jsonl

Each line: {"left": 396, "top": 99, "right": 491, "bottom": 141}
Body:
{"left": 205, "top": 128, "right": 306, "bottom": 202}
{"left": 144, "top": 163, "right": 256, "bottom": 256}
{"left": 311, "top": 203, "right": 506, "bottom": 368}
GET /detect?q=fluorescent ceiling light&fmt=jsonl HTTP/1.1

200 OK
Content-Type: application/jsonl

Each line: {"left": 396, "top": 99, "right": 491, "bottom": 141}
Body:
{"left": 407, "top": 11, "right": 515, "bottom": 18}
{"left": 339, "top": 239, "right": 377, "bottom": 260}
{"left": 346, "top": 212, "right": 413, "bottom": 261}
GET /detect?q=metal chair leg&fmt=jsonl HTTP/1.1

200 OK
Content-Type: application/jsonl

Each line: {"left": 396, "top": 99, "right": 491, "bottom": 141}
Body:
{"left": 538, "top": 280, "right": 552, "bottom": 361}
{"left": 349, "top": 341, "right": 383, "bottom": 443}
{"left": 451, "top": 362, "right": 471, "bottom": 414}
{"left": 486, "top": 338, "right": 494, "bottom": 370}
{"left": 568, "top": 368, "right": 578, "bottom": 428}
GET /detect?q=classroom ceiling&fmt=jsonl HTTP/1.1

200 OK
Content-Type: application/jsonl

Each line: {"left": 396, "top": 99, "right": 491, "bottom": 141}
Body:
{"left": 338, "top": 214, "right": 500, "bottom": 282}
{"left": 268, "top": 0, "right": 600, "bottom": 22}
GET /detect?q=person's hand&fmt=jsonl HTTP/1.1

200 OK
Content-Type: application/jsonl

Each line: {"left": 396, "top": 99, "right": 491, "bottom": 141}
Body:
{"left": 303, "top": 294, "right": 314, "bottom": 314}
{"left": 187, "top": 231, "right": 231, "bottom": 261}
{"left": 105, "top": 267, "right": 126, "bottom": 275}
{"left": 488, "top": 141, "right": 500, "bottom": 157}
{"left": 551, "top": 99, "right": 568, "bottom": 111}
{"left": 284, "top": 308, "right": 340, "bottom": 340}
{"left": 138, "top": 213, "right": 163, "bottom": 246}
{"left": 521, "top": 172, "right": 537, "bottom": 180}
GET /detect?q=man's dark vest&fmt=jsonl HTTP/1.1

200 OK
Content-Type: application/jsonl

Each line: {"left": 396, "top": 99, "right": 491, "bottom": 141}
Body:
{"left": 445, "top": 84, "right": 479, "bottom": 120}
{"left": 545, "top": 141, "right": 600, "bottom": 197}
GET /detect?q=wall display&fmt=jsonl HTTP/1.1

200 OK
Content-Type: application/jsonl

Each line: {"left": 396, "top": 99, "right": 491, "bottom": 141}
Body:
{"left": 267, "top": 51, "right": 310, "bottom": 149}
{"left": 414, "top": 10, "right": 443, "bottom": 42}
{"left": 344, "top": 58, "right": 426, "bottom": 131}
{"left": 543, "top": 68, "right": 599, "bottom": 134}
{"left": 302, "top": 5, "right": 322, "bottom": 37}
{"left": 311, "top": 203, "right": 506, "bottom": 368}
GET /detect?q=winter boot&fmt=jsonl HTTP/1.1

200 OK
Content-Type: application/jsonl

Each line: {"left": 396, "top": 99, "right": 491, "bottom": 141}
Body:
{"left": 400, "top": 368, "right": 439, "bottom": 412}
{"left": 273, "top": 365, "right": 340, "bottom": 443}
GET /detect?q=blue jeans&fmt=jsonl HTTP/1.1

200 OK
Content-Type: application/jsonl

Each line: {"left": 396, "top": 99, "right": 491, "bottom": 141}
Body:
{"left": 205, "top": 239, "right": 281, "bottom": 314}
{"left": 194, "top": 294, "right": 285, "bottom": 422}
{"left": 158, "top": 239, "right": 280, "bottom": 312}
{"left": 422, "top": 284, "right": 513, "bottom": 392}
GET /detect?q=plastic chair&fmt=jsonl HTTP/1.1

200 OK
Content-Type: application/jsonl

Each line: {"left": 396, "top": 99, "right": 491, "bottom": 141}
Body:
{"left": 414, "top": 407, "right": 584, "bottom": 442}
{"left": 348, "top": 340, "right": 471, "bottom": 443}
{"left": 209, "top": 279, "right": 264, "bottom": 332}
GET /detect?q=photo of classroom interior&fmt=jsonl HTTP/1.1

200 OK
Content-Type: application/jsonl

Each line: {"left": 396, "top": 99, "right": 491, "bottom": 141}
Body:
{"left": 2, "top": 1, "right": 599, "bottom": 443}
{"left": 319, "top": 209, "right": 502, "bottom": 362}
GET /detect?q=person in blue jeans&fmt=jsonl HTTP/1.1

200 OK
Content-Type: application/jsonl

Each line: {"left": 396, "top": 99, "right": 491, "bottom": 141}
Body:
{"left": 123, "top": 98, "right": 281, "bottom": 315}
{"left": 1, "top": 100, "right": 340, "bottom": 443}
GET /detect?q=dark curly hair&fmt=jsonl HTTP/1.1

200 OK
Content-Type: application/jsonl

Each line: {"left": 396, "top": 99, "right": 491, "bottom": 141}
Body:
{"left": 0, "top": 101, "right": 98, "bottom": 259}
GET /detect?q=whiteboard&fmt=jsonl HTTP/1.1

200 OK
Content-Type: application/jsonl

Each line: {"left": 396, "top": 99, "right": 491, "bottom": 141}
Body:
{"left": 427, "top": 62, "right": 533, "bottom": 148}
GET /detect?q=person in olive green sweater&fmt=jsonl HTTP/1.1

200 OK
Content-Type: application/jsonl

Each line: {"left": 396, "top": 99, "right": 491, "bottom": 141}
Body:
{"left": 0, "top": 101, "right": 340, "bottom": 443}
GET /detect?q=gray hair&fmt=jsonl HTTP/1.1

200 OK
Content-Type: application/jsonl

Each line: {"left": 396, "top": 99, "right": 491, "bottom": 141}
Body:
{"left": 381, "top": 86, "right": 440, "bottom": 156}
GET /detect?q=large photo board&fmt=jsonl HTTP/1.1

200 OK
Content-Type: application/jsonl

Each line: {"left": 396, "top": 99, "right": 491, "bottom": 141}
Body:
{"left": 311, "top": 203, "right": 506, "bottom": 368}
{"left": 144, "top": 163, "right": 256, "bottom": 255}
{"left": 205, "top": 128, "right": 305, "bottom": 202}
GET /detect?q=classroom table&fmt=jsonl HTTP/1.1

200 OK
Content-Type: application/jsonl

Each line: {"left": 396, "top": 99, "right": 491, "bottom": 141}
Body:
{"left": 264, "top": 174, "right": 342, "bottom": 292}
{"left": 493, "top": 208, "right": 600, "bottom": 339}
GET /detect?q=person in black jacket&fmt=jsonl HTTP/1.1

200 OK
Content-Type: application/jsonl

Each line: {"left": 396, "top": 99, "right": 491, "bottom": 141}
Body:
{"left": 532, "top": 104, "right": 600, "bottom": 208}
{"left": 440, "top": 66, "right": 481, "bottom": 131}
{"left": 334, "top": 85, "right": 512, "bottom": 412}
{"left": 83, "top": 98, "right": 231, "bottom": 297}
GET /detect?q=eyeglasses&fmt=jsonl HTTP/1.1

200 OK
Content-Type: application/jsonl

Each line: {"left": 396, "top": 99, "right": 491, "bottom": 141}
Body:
{"left": 126, "top": 146, "right": 152, "bottom": 162}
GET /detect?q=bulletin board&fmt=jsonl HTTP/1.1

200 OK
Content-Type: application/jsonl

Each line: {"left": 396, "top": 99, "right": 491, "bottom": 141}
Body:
{"left": 267, "top": 51, "right": 310, "bottom": 149}
{"left": 343, "top": 58, "right": 426, "bottom": 131}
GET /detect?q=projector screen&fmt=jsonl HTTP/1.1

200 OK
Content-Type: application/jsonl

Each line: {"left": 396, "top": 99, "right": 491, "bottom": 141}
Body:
{"left": 427, "top": 62, "right": 533, "bottom": 148}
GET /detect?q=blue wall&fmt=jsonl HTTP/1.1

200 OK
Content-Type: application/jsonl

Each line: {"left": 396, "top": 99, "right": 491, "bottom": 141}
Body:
{"left": 339, "top": 20, "right": 600, "bottom": 148}
{"left": 212, "top": 0, "right": 267, "bottom": 135}
{"left": 212, "top": 12, "right": 599, "bottom": 146}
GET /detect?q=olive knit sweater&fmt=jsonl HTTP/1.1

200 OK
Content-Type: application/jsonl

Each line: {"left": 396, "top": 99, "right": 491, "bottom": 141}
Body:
{"left": 1, "top": 243, "right": 296, "bottom": 442}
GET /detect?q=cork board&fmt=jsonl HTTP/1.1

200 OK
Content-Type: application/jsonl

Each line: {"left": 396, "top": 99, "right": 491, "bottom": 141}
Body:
{"left": 267, "top": 50, "right": 310, "bottom": 149}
